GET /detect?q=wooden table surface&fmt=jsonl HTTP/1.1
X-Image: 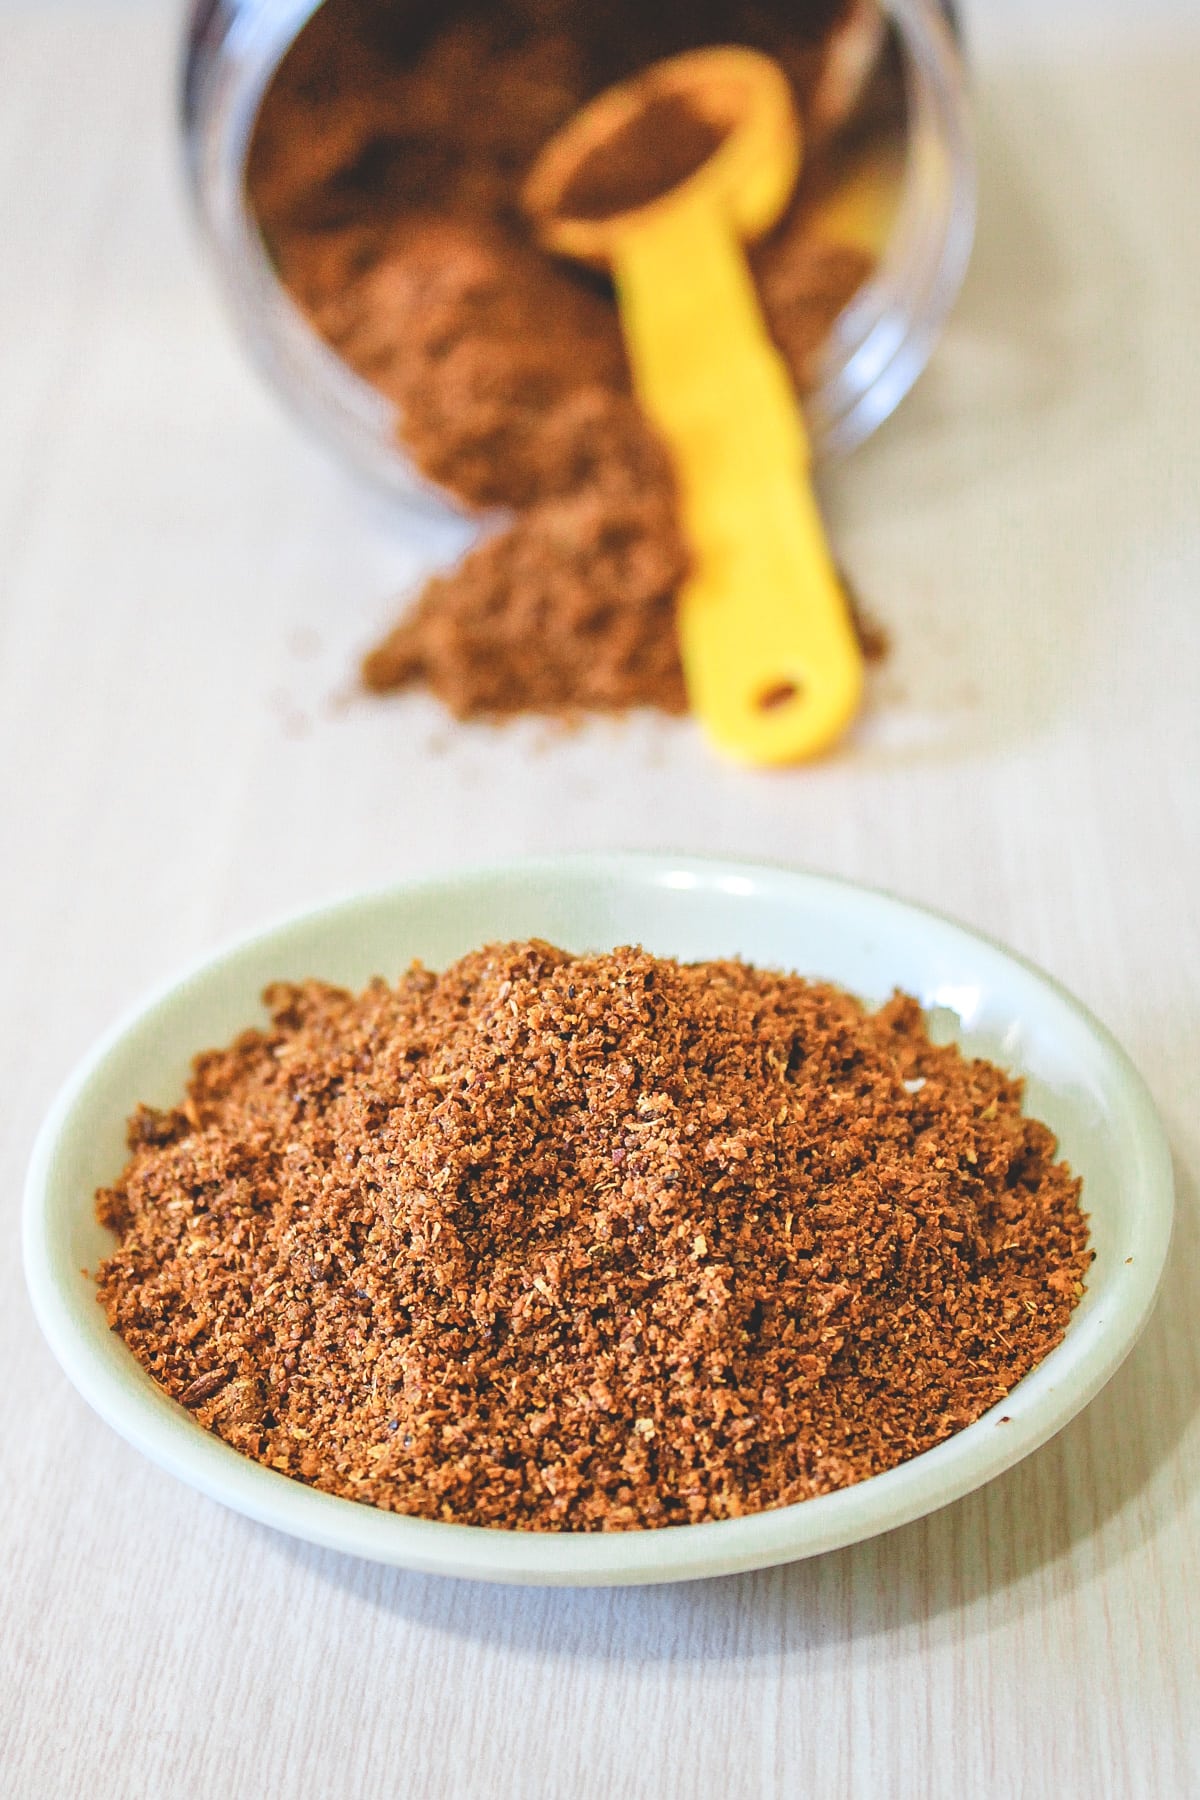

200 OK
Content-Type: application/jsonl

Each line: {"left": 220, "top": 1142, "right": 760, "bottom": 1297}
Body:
{"left": 3, "top": 2, "right": 1197, "bottom": 1794}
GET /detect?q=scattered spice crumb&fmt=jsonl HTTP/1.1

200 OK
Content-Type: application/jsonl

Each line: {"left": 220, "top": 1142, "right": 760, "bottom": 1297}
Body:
{"left": 268, "top": 688, "right": 312, "bottom": 738}
{"left": 247, "top": 0, "right": 898, "bottom": 720}
{"left": 323, "top": 684, "right": 361, "bottom": 718}
{"left": 287, "top": 627, "right": 323, "bottom": 660}
{"left": 845, "top": 581, "right": 890, "bottom": 665}
{"left": 96, "top": 941, "right": 1090, "bottom": 1531}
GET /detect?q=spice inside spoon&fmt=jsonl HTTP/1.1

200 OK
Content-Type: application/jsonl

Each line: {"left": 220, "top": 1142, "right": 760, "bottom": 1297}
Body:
{"left": 523, "top": 46, "right": 863, "bottom": 765}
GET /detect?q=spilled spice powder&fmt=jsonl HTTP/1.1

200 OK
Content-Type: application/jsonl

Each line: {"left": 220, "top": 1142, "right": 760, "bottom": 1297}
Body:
{"left": 96, "top": 942, "right": 1090, "bottom": 1531}
{"left": 246, "top": 0, "right": 895, "bottom": 719}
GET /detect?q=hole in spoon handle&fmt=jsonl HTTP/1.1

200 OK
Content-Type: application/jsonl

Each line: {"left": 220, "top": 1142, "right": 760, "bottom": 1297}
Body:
{"left": 755, "top": 678, "right": 805, "bottom": 714}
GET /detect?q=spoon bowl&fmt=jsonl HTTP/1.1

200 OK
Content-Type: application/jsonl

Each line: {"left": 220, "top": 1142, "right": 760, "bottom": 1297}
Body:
{"left": 523, "top": 46, "right": 801, "bottom": 262}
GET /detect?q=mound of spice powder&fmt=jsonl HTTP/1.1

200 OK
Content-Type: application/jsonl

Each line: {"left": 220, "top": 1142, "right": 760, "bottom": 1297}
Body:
{"left": 246, "top": 0, "right": 894, "bottom": 718}
{"left": 95, "top": 943, "right": 1089, "bottom": 1530}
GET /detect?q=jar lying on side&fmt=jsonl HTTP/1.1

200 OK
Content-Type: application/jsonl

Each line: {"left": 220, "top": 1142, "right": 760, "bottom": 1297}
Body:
{"left": 184, "top": 0, "right": 972, "bottom": 496}
{"left": 181, "top": 0, "right": 974, "bottom": 721}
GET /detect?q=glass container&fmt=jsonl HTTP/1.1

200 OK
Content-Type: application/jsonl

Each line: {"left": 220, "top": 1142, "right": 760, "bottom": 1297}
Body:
{"left": 182, "top": 0, "right": 974, "bottom": 514}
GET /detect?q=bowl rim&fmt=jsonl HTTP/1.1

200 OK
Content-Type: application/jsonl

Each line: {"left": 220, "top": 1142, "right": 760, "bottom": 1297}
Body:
{"left": 23, "top": 853, "right": 1175, "bottom": 1585}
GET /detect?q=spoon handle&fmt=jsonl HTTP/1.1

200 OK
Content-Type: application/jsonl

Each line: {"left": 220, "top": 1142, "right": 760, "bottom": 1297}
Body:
{"left": 615, "top": 198, "right": 863, "bottom": 764}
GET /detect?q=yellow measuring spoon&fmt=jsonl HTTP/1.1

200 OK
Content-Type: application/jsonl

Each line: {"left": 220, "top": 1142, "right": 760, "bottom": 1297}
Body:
{"left": 524, "top": 47, "right": 863, "bottom": 766}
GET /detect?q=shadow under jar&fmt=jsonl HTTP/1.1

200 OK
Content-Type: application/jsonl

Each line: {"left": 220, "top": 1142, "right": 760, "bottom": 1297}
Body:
{"left": 183, "top": 0, "right": 973, "bottom": 520}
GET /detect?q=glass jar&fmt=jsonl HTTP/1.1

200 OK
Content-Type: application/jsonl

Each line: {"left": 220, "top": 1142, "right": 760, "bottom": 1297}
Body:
{"left": 182, "top": 0, "right": 974, "bottom": 516}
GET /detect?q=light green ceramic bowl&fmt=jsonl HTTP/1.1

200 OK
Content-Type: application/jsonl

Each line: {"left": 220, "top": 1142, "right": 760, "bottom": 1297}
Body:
{"left": 23, "top": 855, "right": 1173, "bottom": 1585}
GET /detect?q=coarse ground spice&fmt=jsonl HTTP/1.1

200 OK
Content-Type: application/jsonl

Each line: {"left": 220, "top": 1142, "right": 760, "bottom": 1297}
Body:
{"left": 96, "top": 942, "right": 1090, "bottom": 1531}
{"left": 246, "top": 0, "right": 894, "bottom": 719}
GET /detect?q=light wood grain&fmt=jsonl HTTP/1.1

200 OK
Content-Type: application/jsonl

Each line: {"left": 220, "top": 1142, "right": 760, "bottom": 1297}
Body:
{"left": 2, "top": 3, "right": 1198, "bottom": 1795}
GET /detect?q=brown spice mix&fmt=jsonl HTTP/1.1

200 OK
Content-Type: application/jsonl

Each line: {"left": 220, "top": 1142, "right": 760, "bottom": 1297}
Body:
{"left": 96, "top": 943, "right": 1090, "bottom": 1531}
{"left": 247, "top": 0, "right": 890, "bottom": 719}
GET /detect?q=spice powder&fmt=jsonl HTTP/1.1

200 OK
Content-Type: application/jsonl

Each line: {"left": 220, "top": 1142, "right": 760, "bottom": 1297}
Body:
{"left": 96, "top": 943, "right": 1090, "bottom": 1531}
{"left": 246, "top": 0, "right": 894, "bottom": 719}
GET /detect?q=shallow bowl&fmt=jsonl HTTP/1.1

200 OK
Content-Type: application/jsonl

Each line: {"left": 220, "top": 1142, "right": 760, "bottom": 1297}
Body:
{"left": 23, "top": 855, "right": 1173, "bottom": 1585}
